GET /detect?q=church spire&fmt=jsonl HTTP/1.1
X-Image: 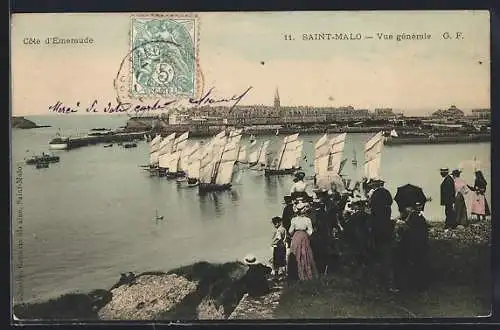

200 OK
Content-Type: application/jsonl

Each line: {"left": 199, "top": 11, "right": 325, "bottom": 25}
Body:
{"left": 274, "top": 87, "right": 280, "bottom": 110}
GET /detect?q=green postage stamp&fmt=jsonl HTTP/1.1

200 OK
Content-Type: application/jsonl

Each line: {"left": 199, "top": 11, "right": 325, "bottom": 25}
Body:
{"left": 130, "top": 15, "right": 199, "bottom": 99}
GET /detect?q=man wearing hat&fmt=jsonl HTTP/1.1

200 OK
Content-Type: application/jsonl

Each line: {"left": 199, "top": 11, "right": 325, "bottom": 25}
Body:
{"left": 368, "top": 178, "right": 394, "bottom": 247}
{"left": 241, "top": 254, "right": 272, "bottom": 297}
{"left": 368, "top": 178, "right": 394, "bottom": 288}
{"left": 440, "top": 167, "right": 456, "bottom": 230}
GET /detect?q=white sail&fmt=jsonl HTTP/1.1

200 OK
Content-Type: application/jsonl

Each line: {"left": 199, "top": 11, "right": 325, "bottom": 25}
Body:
{"left": 199, "top": 146, "right": 215, "bottom": 183}
{"left": 247, "top": 147, "right": 259, "bottom": 164}
{"left": 150, "top": 151, "right": 160, "bottom": 166}
{"left": 173, "top": 131, "right": 189, "bottom": 152}
{"left": 150, "top": 134, "right": 162, "bottom": 147}
{"left": 258, "top": 140, "right": 270, "bottom": 166}
{"left": 165, "top": 150, "right": 180, "bottom": 173}
{"left": 294, "top": 140, "right": 304, "bottom": 168}
{"left": 314, "top": 134, "right": 330, "bottom": 176}
{"left": 275, "top": 134, "right": 299, "bottom": 169}
{"left": 390, "top": 129, "right": 398, "bottom": 138}
{"left": 279, "top": 139, "right": 301, "bottom": 170}
{"left": 158, "top": 133, "right": 176, "bottom": 157}
{"left": 229, "top": 128, "right": 243, "bottom": 140}
{"left": 327, "top": 133, "right": 347, "bottom": 174}
{"left": 364, "top": 132, "right": 384, "bottom": 180}
{"left": 237, "top": 145, "right": 247, "bottom": 163}
{"left": 185, "top": 143, "right": 201, "bottom": 178}
{"left": 214, "top": 140, "right": 240, "bottom": 185}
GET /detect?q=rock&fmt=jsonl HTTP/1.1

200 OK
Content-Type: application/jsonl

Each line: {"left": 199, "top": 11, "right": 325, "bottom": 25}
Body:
{"left": 196, "top": 297, "right": 225, "bottom": 319}
{"left": 12, "top": 116, "right": 50, "bottom": 129}
{"left": 98, "top": 274, "right": 198, "bottom": 320}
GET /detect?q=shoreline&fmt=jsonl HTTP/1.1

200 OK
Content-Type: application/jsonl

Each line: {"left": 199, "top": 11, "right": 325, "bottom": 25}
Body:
{"left": 13, "top": 219, "right": 491, "bottom": 320}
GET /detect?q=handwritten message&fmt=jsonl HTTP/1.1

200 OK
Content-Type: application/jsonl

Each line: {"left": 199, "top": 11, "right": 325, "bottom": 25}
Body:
{"left": 48, "top": 86, "right": 253, "bottom": 116}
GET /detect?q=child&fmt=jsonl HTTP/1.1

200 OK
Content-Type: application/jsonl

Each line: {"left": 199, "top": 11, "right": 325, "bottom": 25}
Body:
{"left": 271, "top": 216, "right": 287, "bottom": 279}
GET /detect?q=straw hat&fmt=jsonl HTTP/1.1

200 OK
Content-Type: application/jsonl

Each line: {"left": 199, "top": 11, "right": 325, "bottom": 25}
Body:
{"left": 243, "top": 254, "right": 258, "bottom": 265}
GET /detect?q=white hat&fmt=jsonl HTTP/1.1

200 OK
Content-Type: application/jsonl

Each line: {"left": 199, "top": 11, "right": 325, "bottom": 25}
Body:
{"left": 243, "top": 254, "right": 258, "bottom": 265}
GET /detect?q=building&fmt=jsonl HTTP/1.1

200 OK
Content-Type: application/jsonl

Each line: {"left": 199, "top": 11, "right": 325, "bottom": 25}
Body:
{"left": 432, "top": 105, "right": 465, "bottom": 118}
{"left": 471, "top": 108, "right": 491, "bottom": 120}
{"left": 373, "top": 108, "right": 395, "bottom": 117}
{"left": 274, "top": 88, "right": 280, "bottom": 110}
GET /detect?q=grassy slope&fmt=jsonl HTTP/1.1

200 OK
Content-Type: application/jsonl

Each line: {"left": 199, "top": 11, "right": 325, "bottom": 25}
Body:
{"left": 275, "top": 221, "right": 491, "bottom": 319}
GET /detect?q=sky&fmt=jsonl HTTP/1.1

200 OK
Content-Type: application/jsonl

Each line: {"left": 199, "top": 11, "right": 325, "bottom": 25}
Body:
{"left": 11, "top": 11, "right": 490, "bottom": 116}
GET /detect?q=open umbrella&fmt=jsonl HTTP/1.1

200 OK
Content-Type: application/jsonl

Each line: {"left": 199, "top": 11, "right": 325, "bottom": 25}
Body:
{"left": 394, "top": 184, "right": 428, "bottom": 211}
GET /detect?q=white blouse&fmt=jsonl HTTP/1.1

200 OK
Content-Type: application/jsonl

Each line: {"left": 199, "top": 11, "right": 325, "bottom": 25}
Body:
{"left": 290, "top": 181, "right": 307, "bottom": 194}
{"left": 289, "top": 215, "right": 313, "bottom": 236}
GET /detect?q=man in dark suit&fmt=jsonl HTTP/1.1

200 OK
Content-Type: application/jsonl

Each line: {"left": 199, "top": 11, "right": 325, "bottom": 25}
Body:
{"left": 369, "top": 179, "right": 394, "bottom": 248}
{"left": 368, "top": 179, "right": 396, "bottom": 289}
{"left": 440, "top": 168, "right": 456, "bottom": 229}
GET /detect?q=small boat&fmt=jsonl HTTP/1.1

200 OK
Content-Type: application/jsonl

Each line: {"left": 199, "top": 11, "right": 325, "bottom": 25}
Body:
{"left": 123, "top": 143, "right": 137, "bottom": 148}
{"left": 36, "top": 162, "right": 49, "bottom": 169}
{"left": 198, "top": 134, "right": 239, "bottom": 192}
{"left": 249, "top": 134, "right": 256, "bottom": 144}
{"left": 187, "top": 178, "right": 199, "bottom": 187}
{"left": 26, "top": 153, "right": 60, "bottom": 165}
{"left": 104, "top": 143, "right": 113, "bottom": 148}
{"left": 154, "top": 210, "right": 164, "bottom": 221}
{"left": 49, "top": 136, "right": 69, "bottom": 150}
{"left": 264, "top": 134, "right": 302, "bottom": 176}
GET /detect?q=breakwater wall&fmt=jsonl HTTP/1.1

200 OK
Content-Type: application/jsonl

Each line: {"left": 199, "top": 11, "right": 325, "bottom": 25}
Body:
{"left": 384, "top": 134, "right": 490, "bottom": 146}
{"left": 62, "top": 131, "right": 148, "bottom": 150}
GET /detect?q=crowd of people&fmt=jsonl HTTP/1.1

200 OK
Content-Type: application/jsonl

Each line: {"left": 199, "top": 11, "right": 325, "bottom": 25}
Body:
{"left": 440, "top": 167, "right": 490, "bottom": 231}
{"left": 241, "top": 167, "right": 490, "bottom": 297}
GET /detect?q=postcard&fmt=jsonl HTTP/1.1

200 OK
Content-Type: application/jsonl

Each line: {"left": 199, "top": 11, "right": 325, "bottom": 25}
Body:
{"left": 11, "top": 11, "right": 491, "bottom": 321}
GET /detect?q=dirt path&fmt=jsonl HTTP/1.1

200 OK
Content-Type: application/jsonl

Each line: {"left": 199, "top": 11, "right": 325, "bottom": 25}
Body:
{"left": 228, "top": 281, "right": 284, "bottom": 319}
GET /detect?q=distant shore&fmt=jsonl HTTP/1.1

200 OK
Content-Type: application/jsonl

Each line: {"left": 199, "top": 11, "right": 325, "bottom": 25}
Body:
{"left": 12, "top": 116, "right": 51, "bottom": 129}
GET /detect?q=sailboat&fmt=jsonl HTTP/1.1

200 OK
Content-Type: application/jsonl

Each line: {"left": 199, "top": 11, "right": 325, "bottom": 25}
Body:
{"left": 157, "top": 133, "right": 176, "bottom": 176}
{"left": 166, "top": 131, "right": 189, "bottom": 179}
{"left": 364, "top": 131, "right": 384, "bottom": 181}
{"left": 248, "top": 141, "right": 269, "bottom": 167}
{"left": 147, "top": 134, "right": 163, "bottom": 174}
{"left": 264, "top": 133, "right": 301, "bottom": 176}
{"left": 199, "top": 138, "right": 240, "bottom": 192}
{"left": 314, "top": 133, "right": 347, "bottom": 190}
{"left": 237, "top": 144, "right": 248, "bottom": 164}
{"left": 184, "top": 142, "right": 201, "bottom": 186}
{"left": 390, "top": 129, "right": 398, "bottom": 138}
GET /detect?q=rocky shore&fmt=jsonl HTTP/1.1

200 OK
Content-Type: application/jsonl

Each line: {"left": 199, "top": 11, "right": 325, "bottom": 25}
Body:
{"left": 12, "top": 116, "right": 51, "bottom": 129}
{"left": 13, "top": 261, "right": 252, "bottom": 321}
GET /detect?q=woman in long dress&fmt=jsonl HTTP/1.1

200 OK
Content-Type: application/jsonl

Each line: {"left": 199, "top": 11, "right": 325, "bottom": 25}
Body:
{"left": 452, "top": 169, "right": 472, "bottom": 227}
{"left": 469, "top": 170, "right": 490, "bottom": 222}
{"left": 287, "top": 201, "right": 318, "bottom": 281}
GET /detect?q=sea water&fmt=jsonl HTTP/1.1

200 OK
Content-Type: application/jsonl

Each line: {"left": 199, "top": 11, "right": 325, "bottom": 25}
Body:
{"left": 11, "top": 115, "right": 491, "bottom": 303}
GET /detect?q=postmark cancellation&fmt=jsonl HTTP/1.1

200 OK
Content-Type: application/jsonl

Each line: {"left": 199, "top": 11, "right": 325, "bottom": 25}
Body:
{"left": 128, "top": 14, "right": 200, "bottom": 100}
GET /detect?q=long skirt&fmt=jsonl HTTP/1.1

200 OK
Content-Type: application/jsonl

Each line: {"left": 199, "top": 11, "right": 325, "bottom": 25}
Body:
{"left": 289, "top": 230, "right": 318, "bottom": 281}
{"left": 455, "top": 192, "right": 469, "bottom": 226}
{"left": 471, "top": 192, "right": 486, "bottom": 216}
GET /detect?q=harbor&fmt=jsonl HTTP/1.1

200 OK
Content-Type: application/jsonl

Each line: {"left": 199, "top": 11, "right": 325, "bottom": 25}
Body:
{"left": 48, "top": 131, "right": 148, "bottom": 150}
{"left": 12, "top": 114, "right": 491, "bottom": 305}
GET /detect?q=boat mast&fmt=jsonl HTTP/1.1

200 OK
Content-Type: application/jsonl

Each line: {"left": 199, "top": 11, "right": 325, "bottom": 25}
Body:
{"left": 276, "top": 138, "right": 287, "bottom": 170}
{"left": 211, "top": 140, "right": 227, "bottom": 184}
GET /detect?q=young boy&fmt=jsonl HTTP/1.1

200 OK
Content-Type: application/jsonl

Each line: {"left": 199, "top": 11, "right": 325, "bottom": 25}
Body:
{"left": 271, "top": 216, "right": 287, "bottom": 279}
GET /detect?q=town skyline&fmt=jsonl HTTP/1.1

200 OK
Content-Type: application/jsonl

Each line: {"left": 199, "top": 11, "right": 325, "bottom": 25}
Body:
{"left": 12, "top": 11, "right": 490, "bottom": 116}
